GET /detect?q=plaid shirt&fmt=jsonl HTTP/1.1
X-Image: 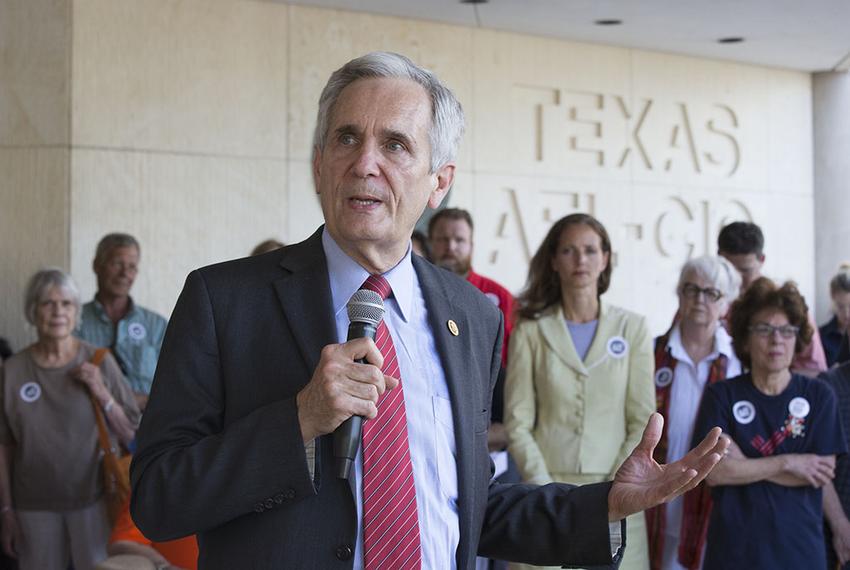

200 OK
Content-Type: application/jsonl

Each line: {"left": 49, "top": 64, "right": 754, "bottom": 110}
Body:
{"left": 820, "top": 362, "right": 850, "bottom": 510}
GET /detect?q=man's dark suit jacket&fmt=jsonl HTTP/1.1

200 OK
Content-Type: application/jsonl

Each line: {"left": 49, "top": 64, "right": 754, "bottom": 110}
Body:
{"left": 131, "top": 228, "right": 617, "bottom": 569}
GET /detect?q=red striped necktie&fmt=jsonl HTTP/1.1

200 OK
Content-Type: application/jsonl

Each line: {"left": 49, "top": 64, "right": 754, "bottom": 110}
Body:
{"left": 360, "top": 274, "right": 422, "bottom": 570}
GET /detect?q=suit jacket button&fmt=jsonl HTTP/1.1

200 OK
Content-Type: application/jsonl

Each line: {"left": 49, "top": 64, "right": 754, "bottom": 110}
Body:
{"left": 335, "top": 545, "right": 353, "bottom": 560}
{"left": 254, "top": 503, "right": 264, "bottom": 513}
{"left": 284, "top": 488, "right": 296, "bottom": 500}
{"left": 274, "top": 493, "right": 284, "bottom": 504}
{"left": 264, "top": 498, "right": 274, "bottom": 509}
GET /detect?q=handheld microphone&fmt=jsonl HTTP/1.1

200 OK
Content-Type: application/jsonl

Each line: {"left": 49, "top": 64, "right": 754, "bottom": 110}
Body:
{"left": 334, "top": 288, "right": 385, "bottom": 479}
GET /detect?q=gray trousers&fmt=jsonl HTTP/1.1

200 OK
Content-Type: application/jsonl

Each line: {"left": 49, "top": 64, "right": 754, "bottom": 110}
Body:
{"left": 16, "top": 499, "right": 110, "bottom": 570}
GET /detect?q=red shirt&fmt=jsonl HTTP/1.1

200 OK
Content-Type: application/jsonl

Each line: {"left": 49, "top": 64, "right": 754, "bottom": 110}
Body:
{"left": 467, "top": 270, "right": 514, "bottom": 366}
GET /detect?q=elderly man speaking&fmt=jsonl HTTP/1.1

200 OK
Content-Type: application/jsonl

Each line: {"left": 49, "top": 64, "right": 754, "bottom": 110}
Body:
{"left": 130, "top": 52, "right": 727, "bottom": 570}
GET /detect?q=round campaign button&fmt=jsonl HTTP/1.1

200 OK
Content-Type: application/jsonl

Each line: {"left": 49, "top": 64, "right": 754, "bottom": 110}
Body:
{"left": 607, "top": 336, "right": 629, "bottom": 359}
{"left": 447, "top": 320, "right": 460, "bottom": 337}
{"left": 655, "top": 367, "right": 674, "bottom": 388}
{"left": 733, "top": 400, "right": 756, "bottom": 425}
{"left": 128, "top": 322, "right": 147, "bottom": 341}
{"left": 788, "top": 397, "right": 810, "bottom": 419}
{"left": 19, "top": 382, "right": 42, "bottom": 403}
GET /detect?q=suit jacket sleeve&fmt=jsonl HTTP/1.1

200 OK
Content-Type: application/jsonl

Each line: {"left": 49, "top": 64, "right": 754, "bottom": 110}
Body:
{"left": 608, "top": 314, "right": 655, "bottom": 479}
{"left": 481, "top": 479, "right": 616, "bottom": 566}
{"left": 130, "top": 270, "right": 315, "bottom": 542}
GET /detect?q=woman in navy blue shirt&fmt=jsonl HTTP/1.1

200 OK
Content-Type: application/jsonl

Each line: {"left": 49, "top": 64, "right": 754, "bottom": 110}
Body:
{"left": 693, "top": 277, "right": 846, "bottom": 569}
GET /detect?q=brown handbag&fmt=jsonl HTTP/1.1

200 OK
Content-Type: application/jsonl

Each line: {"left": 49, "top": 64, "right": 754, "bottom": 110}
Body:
{"left": 88, "top": 348, "right": 132, "bottom": 525}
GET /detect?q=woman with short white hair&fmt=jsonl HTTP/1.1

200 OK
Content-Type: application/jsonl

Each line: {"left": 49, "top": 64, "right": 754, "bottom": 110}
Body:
{"left": 0, "top": 268, "right": 139, "bottom": 570}
{"left": 646, "top": 255, "right": 742, "bottom": 570}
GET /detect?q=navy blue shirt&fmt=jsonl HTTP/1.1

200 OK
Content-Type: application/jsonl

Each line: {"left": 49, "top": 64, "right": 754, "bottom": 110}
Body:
{"left": 819, "top": 363, "right": 850, "bottom": 522}
{"left": 692, "top": 373, "right": 846, "bottom": 570}
{"left": 821, "top": 316, "right": 847, "bottom": 368}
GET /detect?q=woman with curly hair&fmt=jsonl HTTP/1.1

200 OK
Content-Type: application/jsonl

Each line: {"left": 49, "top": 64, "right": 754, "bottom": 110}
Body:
{"left": 505, "top": 213, "right": 655, "bottom": 570}
{"left": 692, "top": 277, "right": 846, "bottom": 569}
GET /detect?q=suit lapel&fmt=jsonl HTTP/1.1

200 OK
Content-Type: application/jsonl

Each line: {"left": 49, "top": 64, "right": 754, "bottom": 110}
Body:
{"left": 273, "top": 228, "right": 337, "bottom": 374}
{"left": 539, "top": 305, "right": 589, "bottom": 376}
{"left": 414, "top": 257, "right": 472, "bottom": 445}
{"left": 413, "top": 257, "right": 477, "bottom": 564}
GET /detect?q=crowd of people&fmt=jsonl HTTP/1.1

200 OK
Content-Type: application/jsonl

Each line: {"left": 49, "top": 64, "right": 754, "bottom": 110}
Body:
{"left": 423, "top": 210, "right": 850, "bottom": 570}
{"left": 0, "top": 223, "right": 847, "bottom": 570}
{"left": 0, "top": 51, "right": 847, "bottom": 570}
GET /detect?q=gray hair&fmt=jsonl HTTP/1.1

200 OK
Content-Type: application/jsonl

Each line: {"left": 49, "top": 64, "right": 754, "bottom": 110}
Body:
{"left": 24, "top": 268, "right": 82, "bottom": 325}
{"left": 678, "top": 255, "right": 741, "bottom": 308}
{"left": 312, "top": 52, "right": 465, "bottom": 173}
{"left": 94, "top": 233, "right": 140, "bottom": 268}
{"left": 830, "top": 263, "right": 850, "bottom": 295}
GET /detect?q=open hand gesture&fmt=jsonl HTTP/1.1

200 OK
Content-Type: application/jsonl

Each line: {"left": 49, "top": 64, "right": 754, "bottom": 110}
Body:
{"left": 607, "top": 413, "right": 727, "bottom": 521}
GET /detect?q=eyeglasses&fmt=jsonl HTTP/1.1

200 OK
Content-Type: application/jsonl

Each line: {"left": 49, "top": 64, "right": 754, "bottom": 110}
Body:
{"left": 681, "top": 283, "right": 723, "bottom": 303}
{"left": 749, "top": 323, "right": 799, "bottom": 339}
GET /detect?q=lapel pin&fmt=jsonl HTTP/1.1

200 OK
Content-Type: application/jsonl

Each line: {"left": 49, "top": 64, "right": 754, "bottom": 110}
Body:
{"left": 447, "top": 320, "right": 459, "bottom": 336}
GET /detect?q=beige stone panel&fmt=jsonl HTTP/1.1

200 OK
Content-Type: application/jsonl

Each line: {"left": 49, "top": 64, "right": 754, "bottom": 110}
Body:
{"left": 623, "top": 186, "right": 814, "bottom": 332}
{"left": 287, "top": 5, "right": 474, "bottom": 171}
{"left": 766, "top": 71, "right": 814, "bottom": 195}
{"left": 287, "top": 159, "right": 325, "bottom": 244}
{"left": 627, "top": 184, "right": 771, "bottom": 334}
{"left": 760, "top": 193, "right": 816, "bottom": 304}
{"left": 0, "top": 0, "right": 70, "bottom": 146}
{"left": 443, "top": 169, "right": 475, "bottom": 213}
{"left": 625, "top": 185, "right": 813, "bottom": 310}
{"left": 472, "top": 29, "right": 632, "bottom": 179}
{"left": 72, "top": 0, "right": 288, "bottom": 157}
{"left": 0, "top": 148, "right": 69, "bottom": 351}
{"left": 69, "top": 149, "right": 287, "bottom": 319}
{"left": 628, "top": 51, "right": 775, "bottom": 192}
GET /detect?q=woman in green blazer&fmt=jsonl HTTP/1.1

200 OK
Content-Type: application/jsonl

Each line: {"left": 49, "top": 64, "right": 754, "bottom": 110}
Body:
{"left": 505, "top": 213, "right": 655, "bottom": 570}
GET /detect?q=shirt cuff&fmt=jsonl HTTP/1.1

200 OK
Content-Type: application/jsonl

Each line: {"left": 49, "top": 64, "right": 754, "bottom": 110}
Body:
{"left": 305, "top": 439, "right": 316, "bottom": 480}
{"left": 609, "top": 521, "right": 623, "bottom": 559}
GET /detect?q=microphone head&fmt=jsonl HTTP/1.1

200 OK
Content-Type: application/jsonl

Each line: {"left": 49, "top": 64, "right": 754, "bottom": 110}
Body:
{"left": 347, "top": 289, "right": 384, "bottom": 326}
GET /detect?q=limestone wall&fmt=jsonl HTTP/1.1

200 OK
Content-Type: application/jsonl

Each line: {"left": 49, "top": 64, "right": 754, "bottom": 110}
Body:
{"left": 0, "top": 0, "right": 814, "bottom": 349}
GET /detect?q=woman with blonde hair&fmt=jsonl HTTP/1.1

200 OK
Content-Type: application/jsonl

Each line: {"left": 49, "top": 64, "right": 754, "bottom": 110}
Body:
{"left": 505, "top": 213, "right": 655, "bottom": 570}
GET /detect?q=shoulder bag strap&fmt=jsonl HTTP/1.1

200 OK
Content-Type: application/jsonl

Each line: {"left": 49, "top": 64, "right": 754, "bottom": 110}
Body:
{"left": 88, "top": 348, "right": 115, "bottom": 457}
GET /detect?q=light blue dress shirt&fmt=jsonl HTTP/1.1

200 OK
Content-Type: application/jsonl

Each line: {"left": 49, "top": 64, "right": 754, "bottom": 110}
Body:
{"left": 322, "top": 230, "right": 460, "bottom": 570}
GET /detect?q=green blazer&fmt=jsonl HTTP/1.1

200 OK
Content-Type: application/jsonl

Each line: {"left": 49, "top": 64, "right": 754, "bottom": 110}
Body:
{"left": 505, "top": 302, "right": 655, "bottom": 484}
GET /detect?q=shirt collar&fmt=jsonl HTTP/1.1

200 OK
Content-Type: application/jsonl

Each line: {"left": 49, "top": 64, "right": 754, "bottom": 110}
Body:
{"left": 668, "top": 322, "right": 736, "bottom": 364}
{"left": 91, "top": 296, "right": 138, "bottom": 323}
{"left": 321, "top": 229, "right": 414, "bottom": 323}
